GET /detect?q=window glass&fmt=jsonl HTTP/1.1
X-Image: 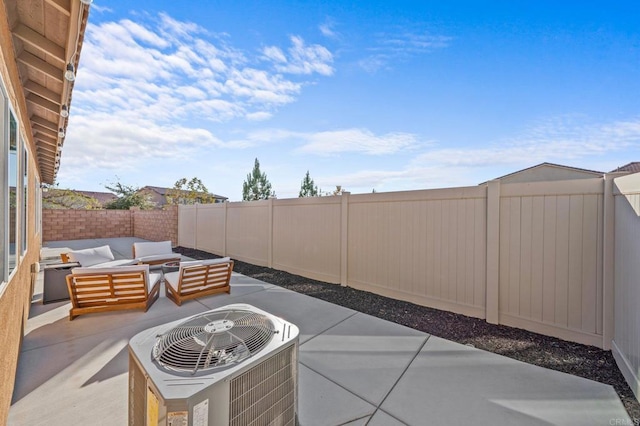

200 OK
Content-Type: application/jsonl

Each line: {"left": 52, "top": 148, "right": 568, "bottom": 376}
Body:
{"left": 22, "top": 143, "right": 28, "bottom": 255}
{"left": 8, "top": 111, "right": 17, "bottom": 273}
{"left": 0, "top": 91, "right": 5, "bottom": 281}
{"left": 35, "top": 177, "right": 41, "bottom": 236}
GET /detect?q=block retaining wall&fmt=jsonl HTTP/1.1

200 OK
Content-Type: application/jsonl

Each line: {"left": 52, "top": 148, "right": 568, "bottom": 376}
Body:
{"left": 42, "top": 207, "right": 177, "bottom": 245}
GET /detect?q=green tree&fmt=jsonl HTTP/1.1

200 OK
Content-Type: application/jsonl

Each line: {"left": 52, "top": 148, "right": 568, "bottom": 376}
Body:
{"left": 332, "top": 185, "right": 346, "bottom": 196}
{"left": 103, "top": 180, "right": 152, "bottom": 210}
{"left": 43, "top": 188, "right": 102, "bottom": 209}
{"left": 166, "top": 177, "right": 216, "bottom": 205}
{"left": 322, "top": 185, "right": 346, "bottom": 196}
{"left": 242, "top": 158, "right": 275, "bottom": 201}
{"left": 298, "top": 170, "right": 319, "bottom": 197}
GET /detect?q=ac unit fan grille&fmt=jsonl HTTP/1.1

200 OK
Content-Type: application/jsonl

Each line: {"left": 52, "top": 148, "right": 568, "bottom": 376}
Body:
{"left": 153, "top": 309, "right": 276, "bottom": 374}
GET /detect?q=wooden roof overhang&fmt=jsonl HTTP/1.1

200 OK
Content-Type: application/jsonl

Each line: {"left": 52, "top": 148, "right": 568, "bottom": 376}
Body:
{"left": 2, "top": 0, "right": 90, "bottom": 184}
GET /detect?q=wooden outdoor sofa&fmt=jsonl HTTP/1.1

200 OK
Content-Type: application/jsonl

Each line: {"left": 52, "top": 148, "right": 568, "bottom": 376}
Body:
{"left": 164, "top": 258, "right": 234, "bottom": 306}
{"left": 65, "top": 265, "right": 161, "bottom": 320}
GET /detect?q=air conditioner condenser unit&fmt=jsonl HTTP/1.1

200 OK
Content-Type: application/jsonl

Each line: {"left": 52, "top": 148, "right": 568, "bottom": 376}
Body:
{"left": 128, "top": 303, "right": 299, "bottom": 426}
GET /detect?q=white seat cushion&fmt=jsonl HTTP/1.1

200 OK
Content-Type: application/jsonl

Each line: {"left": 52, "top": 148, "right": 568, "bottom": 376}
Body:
{"left": 164, "top": 271, "right": 180, "bottom": 292}
{"left": 148, "top": 273, "right": 162, "bottom": 291}
{"left": 67, "top": 245, "right": 116, "bottom": 267}
{"left": 137, "top": 254, "right": 181, "bottom": 263}
{"left": 72, "top": 264, "right": 148, "bottom": 275}
{"left": 134, "top": 241, "right": 173, "bottom": 258}
{"left": 86, "top": 259, "right": 138, "bottom": 268}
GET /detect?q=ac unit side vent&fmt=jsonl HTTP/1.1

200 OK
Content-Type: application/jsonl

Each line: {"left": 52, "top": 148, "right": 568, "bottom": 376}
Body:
{"left": 129, "top": 353, "right": 147, "bottom": 426}
{"left": 230, "top": 345, "right": 296, "bottom": 426}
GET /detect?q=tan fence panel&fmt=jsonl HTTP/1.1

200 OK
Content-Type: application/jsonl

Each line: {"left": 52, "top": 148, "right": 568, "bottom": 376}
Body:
{"left": 178, "top": 205, "right": 196, "bottom": 248}
{"left": 174, "top": 179, "right": 616, "bottom": 349}
{"left": 347, "top": 187, "right": 487, "bottom": 318}
{"left": 498, "top": 179, "right": 604, "bottom": 347}
{"left": 226, "top": 201, "right": 270, "bottom": 266}
{"left": 195, "top": 204, "right": 226, "bottom": 255}
{"left": 612, "top": 173, "right": 640, "bottom": 400}
{"left": 272, "top": 197, "right": 342, "bottom": 283}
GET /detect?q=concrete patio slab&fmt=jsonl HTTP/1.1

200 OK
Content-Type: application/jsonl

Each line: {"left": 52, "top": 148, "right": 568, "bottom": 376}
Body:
{"left": 380, "top": 336, "right": 630, "bottom": 426}
{"left": 299, "top": 364, "right": 375, "bottom": 426}
{"left": 342, "top": 417, "right": 373, "bottom": 426}
{"left": 199, "top": 284, "right": 359, "bottom": 344}
{"left": 367, "top": 410, "right": 406, "bottom": 426}
{"left": 22, "top": 295, "right": 207, "bottom": 352}
{"left": 8, "top": 238, "right": 633, "bottom": 425}
{"left": 299, "top": 312, "right": 428, "bottom": 406}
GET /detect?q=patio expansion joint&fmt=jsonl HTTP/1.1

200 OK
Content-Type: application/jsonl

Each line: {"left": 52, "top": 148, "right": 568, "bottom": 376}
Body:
{"left": 364, "top": 334, "right": 432, "bottom": 426}
{"left": 298, "top": 360, "right": 378, "bottom": 422}
{"left": 336, "top": 414, "right": 373, "bottom": 426}
{"left": 299, "top": 310, "right": 360, "bottom": 346}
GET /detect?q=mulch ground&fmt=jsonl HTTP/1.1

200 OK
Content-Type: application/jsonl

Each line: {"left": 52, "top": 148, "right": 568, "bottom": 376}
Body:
{"left": 175, "top": 246, "right": 640, "bottom": 420}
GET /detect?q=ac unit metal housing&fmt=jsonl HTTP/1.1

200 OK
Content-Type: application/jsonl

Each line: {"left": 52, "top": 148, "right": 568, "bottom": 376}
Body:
{"left": 128, "top": 303, "right": 299, "bottom": 426}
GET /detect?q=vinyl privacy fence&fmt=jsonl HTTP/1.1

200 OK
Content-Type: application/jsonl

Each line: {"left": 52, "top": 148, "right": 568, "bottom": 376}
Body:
{"left": 611, "top": 172, "right": 640, "bottom": 401}
{"left": 179, "top": 176, "right": 623, "bottom": 350}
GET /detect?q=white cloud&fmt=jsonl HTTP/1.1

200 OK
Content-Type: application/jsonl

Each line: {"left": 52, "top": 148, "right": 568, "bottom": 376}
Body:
{"left": 379, "top": 33, "right": 452, "bottom": 52}
{"left": 281, "top": 115, "right": 640, "bottom": 196}
{"left": 263, "top": 46, "right": 287, "bottom": 63}
{"left": 119, "top": 19, "right": 169, "bottom": 48}
{"left": 246, "top": 111, "right": 273, "bottom": 121}
{"left": 63, "top": 13, "right": 334, "bottom": 174}
{"left": 91, "top": 4, "right": 113, "bottom": 13}
{"left": 224, "top": 127, "right": 421, "bottom": 155}
{"left": 359, "top": 28, "right": 451, "bottom": 72}
{"left": 413, "top": 115, "right": 640, "bottom": 168}
{"left": 60, "top": 114, "right": 223, "bottom": 173}
{"left": 264, "top": 36, "right": 334, "bottom": 76}
{"left": 319, "top": 21, "right": 339, "bottom": 39}
{"left": 297, "top": 129, "right": 419, "bottom": 155}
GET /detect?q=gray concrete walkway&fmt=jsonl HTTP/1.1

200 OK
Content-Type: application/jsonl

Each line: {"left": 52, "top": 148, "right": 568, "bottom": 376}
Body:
{"left": 9, "top": 238, "right": 631, "bottom": 425}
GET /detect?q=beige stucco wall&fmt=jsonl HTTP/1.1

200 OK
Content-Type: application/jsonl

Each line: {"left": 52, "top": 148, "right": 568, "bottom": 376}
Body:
{"left": 0, "top": 5, "right": 42, "bottom": 421}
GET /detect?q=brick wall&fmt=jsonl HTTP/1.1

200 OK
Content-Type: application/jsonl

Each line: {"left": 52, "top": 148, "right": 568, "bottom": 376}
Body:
{"left": 132, "top": 205, "right": 178, "bottom": 246}
{"left": 43, "top": 209, "right": 132, "bottom": 241}
{"left": 42, "top": 207, "right": 178, "bottom": 244}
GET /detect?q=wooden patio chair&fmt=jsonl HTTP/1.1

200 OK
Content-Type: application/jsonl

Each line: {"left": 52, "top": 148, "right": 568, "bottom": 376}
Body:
{"left": 65, "top": 265, "right": 161, "bottom": 320}
{"left": 164, "top": 258, "right": 233, "bottom": 306}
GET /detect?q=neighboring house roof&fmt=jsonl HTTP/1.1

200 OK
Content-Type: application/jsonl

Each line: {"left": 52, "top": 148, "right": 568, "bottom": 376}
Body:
{"left": 74, "top": 190, "right": 118, "bottom": 205}
{"left": 610, "top": 162, "right": 640, "bottom": 174}
{"left": 139, "top": 186, "right": 228, "bottom": 201}
{"left": 483, "top": 162, "right": 604, "bottom": 185}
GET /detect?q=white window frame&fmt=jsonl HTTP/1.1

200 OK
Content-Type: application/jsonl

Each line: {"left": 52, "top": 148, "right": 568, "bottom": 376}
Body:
{"left": 0, "top": 78, "right": 6, "bottom": 287}
{"left": 20, "top": 137, "right": 27, "bottom": 257}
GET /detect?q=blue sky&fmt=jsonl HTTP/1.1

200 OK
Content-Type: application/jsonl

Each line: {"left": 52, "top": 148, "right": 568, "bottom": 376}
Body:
{"left": 57, "top": 1, "right": 640, "bottom": 200}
